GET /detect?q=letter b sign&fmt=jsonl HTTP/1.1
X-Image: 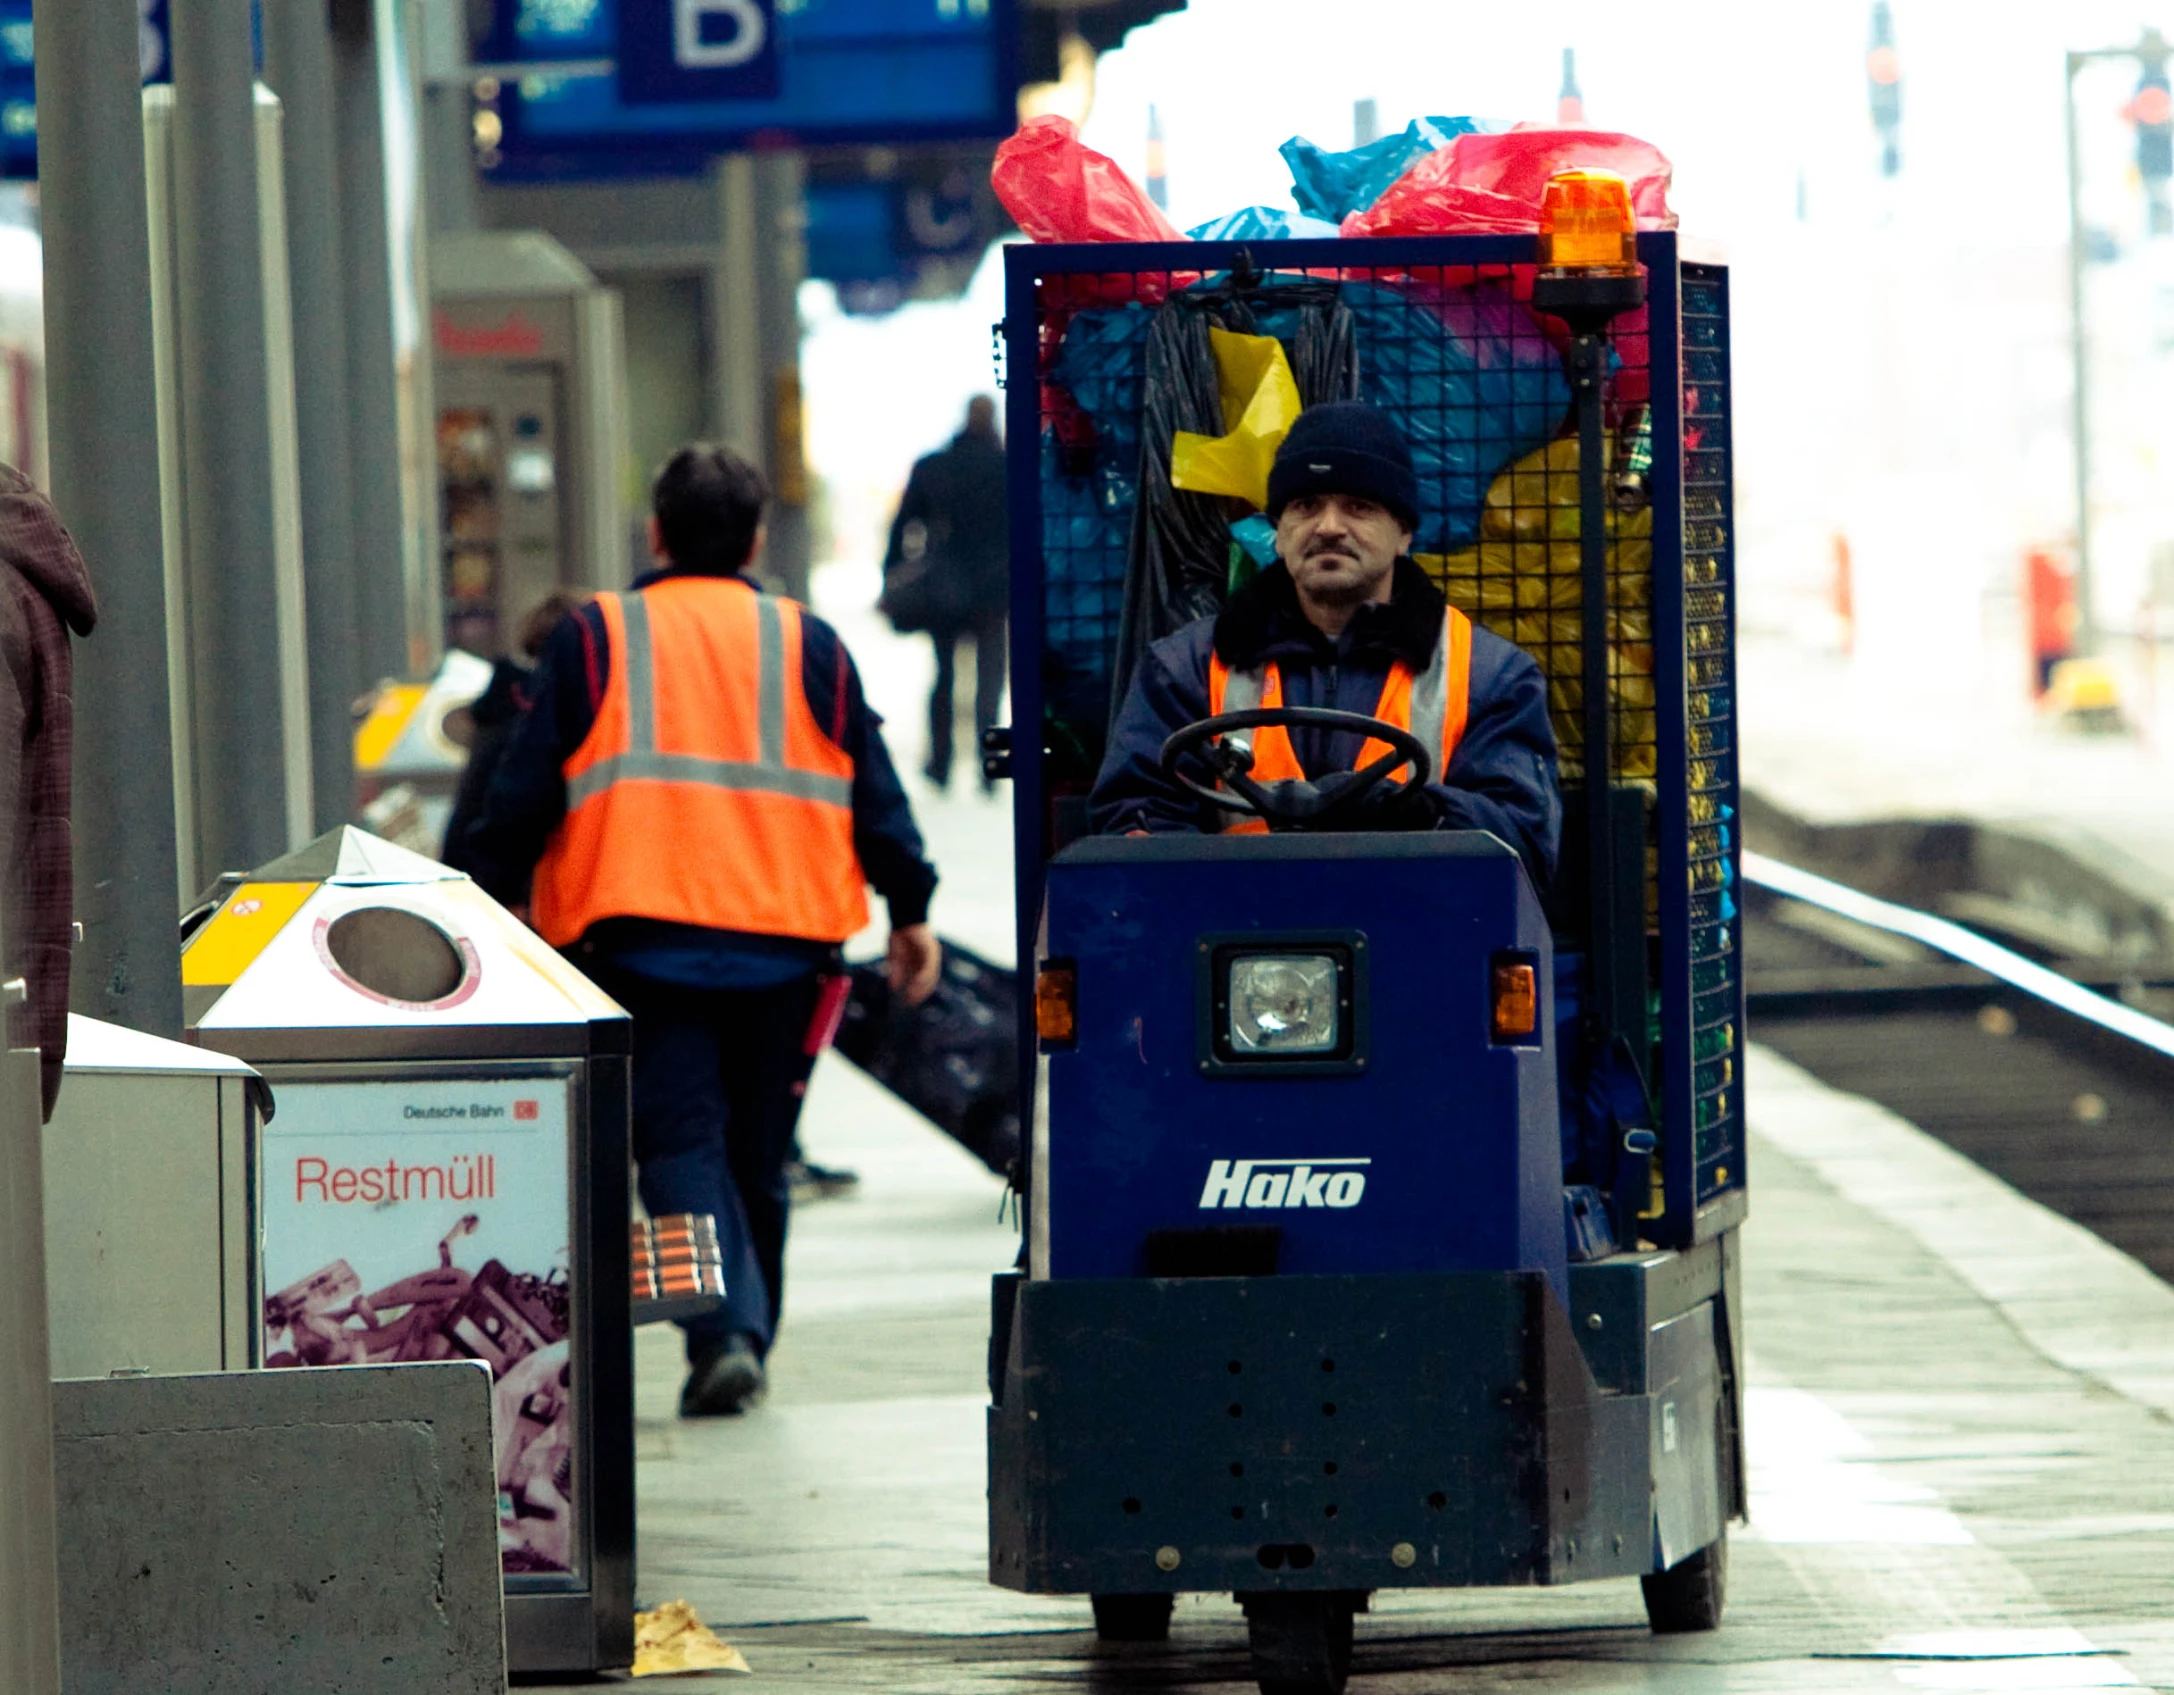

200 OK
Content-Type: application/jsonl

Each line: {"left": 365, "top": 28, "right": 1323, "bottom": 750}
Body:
{"left": 675, "top": 0, "right": 764, "bottom": 70}
{"left": 618, "top": 0, "right": 779, "bottom": 104}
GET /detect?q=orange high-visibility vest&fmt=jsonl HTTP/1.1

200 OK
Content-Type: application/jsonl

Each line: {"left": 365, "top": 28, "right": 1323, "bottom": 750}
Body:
{"left": 531, "top": 577, "right": 870, "bottom": 947}
{"left": 1205, "top": 607, "right": 1474, "bottom": 834}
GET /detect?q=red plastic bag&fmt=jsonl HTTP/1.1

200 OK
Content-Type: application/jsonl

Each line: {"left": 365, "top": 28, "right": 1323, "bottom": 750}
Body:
{"left": 993, "top": 115, "right": 1184, "bottom": 245}
{"left": 1345, "top": 129, "right": 1674, "bottom": 238}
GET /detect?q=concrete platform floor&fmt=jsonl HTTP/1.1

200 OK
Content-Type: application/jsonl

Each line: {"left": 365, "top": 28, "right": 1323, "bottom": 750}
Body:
{"left": 518, "top": 1044, "right": 2174, "bottom": 1694}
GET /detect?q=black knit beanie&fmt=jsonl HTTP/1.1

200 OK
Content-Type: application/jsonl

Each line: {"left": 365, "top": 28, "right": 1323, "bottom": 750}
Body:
{"left": 1265, "top": 401, "right": 1421, "bottom": 532}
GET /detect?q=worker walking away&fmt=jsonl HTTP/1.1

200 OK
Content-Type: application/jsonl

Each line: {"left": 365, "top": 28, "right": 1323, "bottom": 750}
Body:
{"left": 884, "top": 395, "right": 1009, "bottom": 792}
{"left": 469, "top": 444, "right": 943, "bottom": 1416}
{"left": 1091, "top": 401, "right": 1561, "bottom": 891}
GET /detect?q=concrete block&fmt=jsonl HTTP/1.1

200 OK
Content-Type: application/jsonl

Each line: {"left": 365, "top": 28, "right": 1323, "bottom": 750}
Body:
{"left": 52, "top": 1363, "right": 505, "bottom": 1695}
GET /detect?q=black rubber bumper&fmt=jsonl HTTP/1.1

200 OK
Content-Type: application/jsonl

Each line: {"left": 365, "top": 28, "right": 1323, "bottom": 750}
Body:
{"left": 987, "top": 1264, "right": 1731, "bottom": 1597}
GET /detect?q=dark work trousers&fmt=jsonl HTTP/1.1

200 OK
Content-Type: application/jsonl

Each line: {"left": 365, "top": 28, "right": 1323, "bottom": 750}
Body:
{"left": 591, "top": 964, "right": 824, "bottom": 1361}
{"left": 926, "top": 606, "right": 1009, "bottom": 786}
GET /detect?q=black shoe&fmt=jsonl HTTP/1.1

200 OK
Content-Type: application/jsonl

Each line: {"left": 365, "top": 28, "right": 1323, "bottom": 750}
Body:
{"left": 787, "top": 1157, "right": 861, "bottom": 1203}
{"left": 922, "top": 760, "right": 951, "bottom": 791}
{"left": 680, "top": 1335, "right": 766, "bottom": 1417}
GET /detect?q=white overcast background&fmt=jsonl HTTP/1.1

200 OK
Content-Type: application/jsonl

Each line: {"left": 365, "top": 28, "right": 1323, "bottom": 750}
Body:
{"left": 802, "top": 0, "right": 2174, "bottom": 671}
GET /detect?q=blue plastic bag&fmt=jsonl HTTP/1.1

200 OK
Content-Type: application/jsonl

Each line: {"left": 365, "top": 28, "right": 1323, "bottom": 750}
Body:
{"left": 1052, "top": 276, "right": 1568, "bottom": 562}
{"left": 1252, "top": 278, "right": 1568, "bottom": 553}
{"left": 1279, "top": 116, "right": 1494, "bottom": 224}
{"left": 1185, "top": 206, "right": 1342, "bottom": 242}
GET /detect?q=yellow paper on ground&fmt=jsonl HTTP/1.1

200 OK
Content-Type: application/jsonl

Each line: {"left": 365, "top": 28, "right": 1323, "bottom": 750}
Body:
{"left": 632, "top": 1600, "right": 752, "bottom": 1677}
{"left": 1171, "top": 327, "right": 1303, "bottom": 510}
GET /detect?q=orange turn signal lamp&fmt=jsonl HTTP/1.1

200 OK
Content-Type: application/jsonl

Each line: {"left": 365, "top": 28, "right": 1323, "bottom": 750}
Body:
{"left": 1036, "top": 962, "right": 1078, "bottom": 1046}
{"left": 1490, "top": 960, "right": 1538, "bottom": 1042}
{"left": 1537, "top": 168, "right": 1637, "bottom": 274}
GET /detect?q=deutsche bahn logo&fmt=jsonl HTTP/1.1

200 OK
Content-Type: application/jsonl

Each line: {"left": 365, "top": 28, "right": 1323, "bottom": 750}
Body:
{"left": 1199, "top": 1159, "right": 1370, "bottom": 1211}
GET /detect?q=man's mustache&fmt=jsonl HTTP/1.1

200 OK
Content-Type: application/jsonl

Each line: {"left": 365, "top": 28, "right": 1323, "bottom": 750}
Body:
{"left": 1305, "top": 540, "right": 1361, "bottom": 561}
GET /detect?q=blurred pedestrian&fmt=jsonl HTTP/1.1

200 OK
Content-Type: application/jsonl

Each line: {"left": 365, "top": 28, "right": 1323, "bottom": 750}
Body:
{"left": 884, "top": 395, "right": 1009, "bottom": 791}
{"left": 467, "top": 444, "right": 942, "bottom": 1417}
{"left": 441, "top": 587, "right": 590, "bottom": 881}
{"left": 0, "top": 468, "right": 95, "bottom": 1120}
{"left": 2026, "top": 546, "right": 2078, "bottom": 698}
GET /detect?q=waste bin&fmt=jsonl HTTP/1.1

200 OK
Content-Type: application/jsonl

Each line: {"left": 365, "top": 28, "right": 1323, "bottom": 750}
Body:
{"left": 352, "top": 647, "right": 497, "bottom": 854}
{"left": 181, "top": 825, "right": 634, "bottom": 1675}
{"left": 41, "top": 1015, "right": 270, "bottom": 1379}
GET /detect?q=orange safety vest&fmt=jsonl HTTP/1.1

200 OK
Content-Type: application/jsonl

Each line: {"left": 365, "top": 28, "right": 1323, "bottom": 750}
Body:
{"left": 1205, "top": 607, "right": 1474, "bottom": 834}
{"left": 531, "top": 577, "right": 870, "bottom": 947}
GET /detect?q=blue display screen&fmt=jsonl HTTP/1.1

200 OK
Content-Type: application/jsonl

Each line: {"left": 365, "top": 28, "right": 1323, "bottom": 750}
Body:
{"left": 0, "top": 4, "right": 36, "bottom": 180}
{"left": 0, "top": 0, "right": 242, "bottom": 182}
{"left": 484, "top": 0, "right": 1016, "bottom": 176}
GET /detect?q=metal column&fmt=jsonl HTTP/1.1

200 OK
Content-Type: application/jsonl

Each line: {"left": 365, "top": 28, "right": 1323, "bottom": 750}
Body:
{"left": 2065, "top": 50, "right": 2098, "bottom": 655}
{"left": 418, "top": 0, "right": 481, "bottom": 238}
{"left": 754, "top": 149, "right": 810, "bottom": 602}
{"left": 265, "top": 0, "right": 363, "bottom": 832}
{"left": 169, "top": 0, "right": 291, "bottom": 876}
{"left": 0, "top": 961, "right": 58, "bottom": 1695}
{"left": 711, "top": 152, "right": 763, "bottom": 463}
{"left": 38, "top": 0, "right": 184, "bottom": 1033}
{"left": 333, "top": 0, "right": 417, "bottom": 686}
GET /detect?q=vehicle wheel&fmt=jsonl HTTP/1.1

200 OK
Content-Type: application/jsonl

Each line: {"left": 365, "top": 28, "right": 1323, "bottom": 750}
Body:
{"left": 1641, "top": 1534, "right": 1726, "bottom": 1633}
{"left": 1091, "top": 1593, "right": 1174, "bottom": 1642}
{"left": 1240, "top": 1592, "right": 1355, "bottom": 1695}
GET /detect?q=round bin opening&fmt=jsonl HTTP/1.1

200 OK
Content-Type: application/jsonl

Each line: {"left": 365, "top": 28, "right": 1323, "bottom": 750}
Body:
{"left": 325, "top": 907, "right": 469, "bottom": 1005}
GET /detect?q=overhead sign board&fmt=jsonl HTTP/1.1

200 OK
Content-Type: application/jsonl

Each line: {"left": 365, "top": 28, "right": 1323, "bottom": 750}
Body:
{"left": 803, "top": 152, "right": 1002, "bottom": 310}
{"left": 0, "top": 0, "right": 199, "bottom": 181}
{"left": 617, "top": 0, "right": 778, "bottom": 103}
{"left": 479, "top": 0, "right": 1016, "bottom": 180}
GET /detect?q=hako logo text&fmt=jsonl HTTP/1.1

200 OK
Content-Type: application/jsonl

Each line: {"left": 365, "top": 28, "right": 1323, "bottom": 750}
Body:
{"left": 1199, "top": 1158, "right": 1370, "bottom": 1211}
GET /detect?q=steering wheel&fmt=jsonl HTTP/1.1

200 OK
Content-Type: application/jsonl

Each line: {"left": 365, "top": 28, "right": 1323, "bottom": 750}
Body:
{"left": 1159, "top": 707, "right": 1432, "bottom": 831}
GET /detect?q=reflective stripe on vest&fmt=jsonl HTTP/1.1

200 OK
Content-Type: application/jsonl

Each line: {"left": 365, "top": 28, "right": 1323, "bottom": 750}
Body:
{"left": 1206, "top": 606, "right": 1473, "bottom": 832}
{"left": 563, "top": 592, "right": 854, "bottom": 811}
{"left": 531, "top": 580, "right": 868, "bottom": 947}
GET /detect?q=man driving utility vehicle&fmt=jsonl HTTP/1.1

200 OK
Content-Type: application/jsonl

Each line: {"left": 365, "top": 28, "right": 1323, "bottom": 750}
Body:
{"left": 1090, "top": 401, "right": 1562, "bottom": 889}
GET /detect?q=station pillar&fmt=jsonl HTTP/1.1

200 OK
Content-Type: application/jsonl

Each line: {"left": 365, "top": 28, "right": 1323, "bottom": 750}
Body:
{"left": 264, "top": 0, "right": 364, "bottom": 834}
{"left": 0, "top": 976, "right": 58, "bottom": 1695}
{"left": 332, "top": 0, "right": 429, "bottom": 686}
{"left": 168, "top": 0, "right": 297, "bottom": 875}
{"left": 712, "top": 149, "right": 810, "bottom": 602}
{"left": 756, "top": 149, "right": 811, "bottom": 604}
{"left": 37, "top": 0, "right": 184, "bottom": 1031}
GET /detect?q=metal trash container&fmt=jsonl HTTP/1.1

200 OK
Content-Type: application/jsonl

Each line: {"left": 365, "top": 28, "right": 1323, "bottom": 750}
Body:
{"left": 41, "top": 1015, "right": 270, "bottom": 1379}
{"left": 181, "top": 825, "right": 634, "bottom": 1675}
{"left": 351, "top": 647, "right": 497, "bottom": 853}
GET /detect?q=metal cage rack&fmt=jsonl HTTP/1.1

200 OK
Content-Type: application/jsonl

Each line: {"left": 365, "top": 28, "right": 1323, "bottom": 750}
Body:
{"left": 1001, "top": 230, "right": 1744, "bottom": 1247}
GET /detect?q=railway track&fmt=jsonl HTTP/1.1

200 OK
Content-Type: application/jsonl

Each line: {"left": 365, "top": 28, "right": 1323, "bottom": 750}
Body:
{"left": 1744, "top": 851, "right": 2174, "bottom": 1282}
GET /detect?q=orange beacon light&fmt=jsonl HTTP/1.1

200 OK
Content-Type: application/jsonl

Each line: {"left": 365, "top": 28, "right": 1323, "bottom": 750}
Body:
{"left": 1537, "top": 168, "right": 1638, "bottom": 274}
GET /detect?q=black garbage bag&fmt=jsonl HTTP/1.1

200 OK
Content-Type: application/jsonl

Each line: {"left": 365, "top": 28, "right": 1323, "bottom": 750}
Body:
{"left": 831, "top": 940, "right": 1019, "bottom": 1181}
{"left": 1109, "top": 273, "right": 1359, "bottom": 733}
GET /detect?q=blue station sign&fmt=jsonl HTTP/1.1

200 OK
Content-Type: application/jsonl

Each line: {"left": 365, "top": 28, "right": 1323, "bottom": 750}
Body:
{"left": 479, "top": 0, "right": 1017, "bottom": 179}
{"left": 616, "top": 0, "right": 778, "bottom": 104}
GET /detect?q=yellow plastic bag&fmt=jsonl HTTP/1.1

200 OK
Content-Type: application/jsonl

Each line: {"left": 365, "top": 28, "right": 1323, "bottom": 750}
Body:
{"left": 632, "top": 1600, "right": 752, "bottom": 1677}
{"left": 1413, "top": 437, "right": 1661, "bottom": 782}
{"left": 1170, "top": 327, "right": 1303, "bottom": 511}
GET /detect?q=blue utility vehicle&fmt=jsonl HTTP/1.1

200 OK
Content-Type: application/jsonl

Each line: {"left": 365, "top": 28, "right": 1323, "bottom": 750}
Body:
{"left": 984, "top": 221, "right": 1747, "bottom": 1695}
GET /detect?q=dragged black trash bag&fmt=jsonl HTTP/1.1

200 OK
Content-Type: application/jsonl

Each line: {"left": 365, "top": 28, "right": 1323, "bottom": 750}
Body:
{"left": 1109, "top": 271, "right": 1360, "bottom": 732}
{"left": 832, "top": 940, "right": 1019, "bottom": 1180}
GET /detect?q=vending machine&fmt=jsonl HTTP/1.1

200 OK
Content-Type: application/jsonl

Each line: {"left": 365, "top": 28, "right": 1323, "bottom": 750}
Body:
{"left": 431, "top": 231, "right": 632, "bottom": 660}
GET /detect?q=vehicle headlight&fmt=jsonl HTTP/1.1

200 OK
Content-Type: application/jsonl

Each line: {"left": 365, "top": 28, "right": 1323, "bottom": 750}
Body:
{"left": 1227, "top": 953, "right": 1341, "bottom": 1056}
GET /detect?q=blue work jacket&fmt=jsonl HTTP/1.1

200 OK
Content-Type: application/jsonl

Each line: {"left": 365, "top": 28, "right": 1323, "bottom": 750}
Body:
{"left": 1089, "top": 559, "right": 1562, "bottom": 891}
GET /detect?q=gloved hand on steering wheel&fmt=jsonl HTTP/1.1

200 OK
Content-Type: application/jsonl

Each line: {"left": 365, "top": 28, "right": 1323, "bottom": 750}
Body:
{"left": 1159, "top": 706, "right": 1436, "bottom": 833}
{"left": 1341, "top": 775, "right": 1445, "bottom": 832}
